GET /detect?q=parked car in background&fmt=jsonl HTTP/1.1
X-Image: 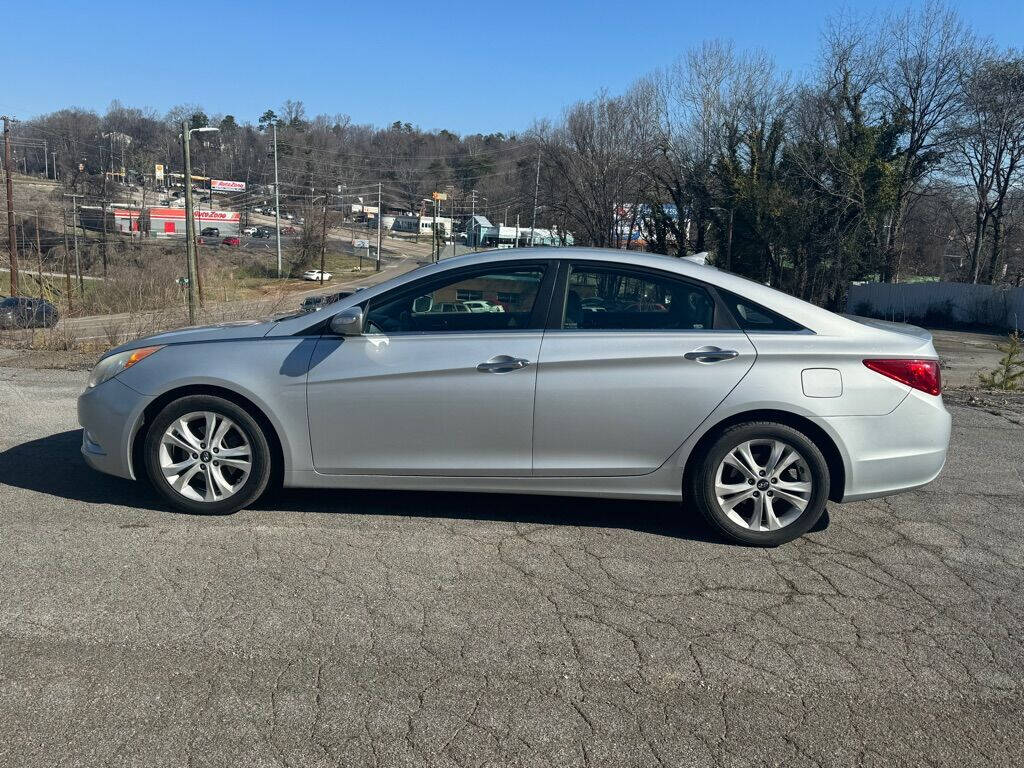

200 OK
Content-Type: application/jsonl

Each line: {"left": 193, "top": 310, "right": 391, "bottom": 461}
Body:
{"left": 241, "top": 226, "right": 257, "bottom": 236}
{"left": 0, "top": 296, "right": 59, "bottom": 329}
{"left": 281, "top": 226, "right": 297, "bottom": 235}
{"left": 252, "top": 227, "right": 272, "bottom": 239}
{"left": 430, "top": 301, "right": 469, "bottom": 313}
{"left": 302, "top": 270, "right": 332, "bottom": 281}
{"left": 284, "top": 213, "right": 294, "bottom": 220}
{"left": 77, "top": 248, "right": 951, "bottom": 546}
{"left": 462, "top": 300, "right": 505, "bottom": 313}
{"left": 200, "top": 227, "right": 219, "bottom": 237}
{"left": 300, "top": 290, "right": 354, "bottom": 312}
{"left": 222, "top": 236, "right": 241, "bottom": 247}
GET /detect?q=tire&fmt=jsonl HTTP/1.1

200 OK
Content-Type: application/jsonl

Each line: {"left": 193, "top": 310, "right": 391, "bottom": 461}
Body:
{"left": 143, "top": 394, "right": 272, "bottom": 514}
{"left": 690, "top": 421, "right": 830, "bottom": 546}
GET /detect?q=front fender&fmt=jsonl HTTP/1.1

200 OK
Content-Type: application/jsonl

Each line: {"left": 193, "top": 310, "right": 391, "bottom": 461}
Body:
{"left": 116, "top": 337, "right": 317, "bottom": 472}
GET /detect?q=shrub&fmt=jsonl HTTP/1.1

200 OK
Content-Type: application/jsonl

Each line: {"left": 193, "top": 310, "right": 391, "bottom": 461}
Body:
{"left": 978, "top": 332, "right": 1024, "bottom": 391}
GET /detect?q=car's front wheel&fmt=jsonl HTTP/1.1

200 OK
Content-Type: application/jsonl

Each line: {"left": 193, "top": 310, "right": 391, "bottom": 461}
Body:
{"left": 143, "top": 395, "right": 272, "bottom": 514}
{"left": 691, "top": 421, "right": 830, "bottom": 546}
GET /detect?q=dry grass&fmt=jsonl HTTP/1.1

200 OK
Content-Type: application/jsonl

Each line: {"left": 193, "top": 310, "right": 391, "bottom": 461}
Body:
{"left": 26, "top": 325, "right": 87, "bottom": 352}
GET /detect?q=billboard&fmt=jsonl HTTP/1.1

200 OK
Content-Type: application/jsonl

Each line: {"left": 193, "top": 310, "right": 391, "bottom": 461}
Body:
{"left": 154, "top": 163, "right": 164, "bottom": 182}
{"left": 211, "top": 179, "right": 246, "bottom": 193}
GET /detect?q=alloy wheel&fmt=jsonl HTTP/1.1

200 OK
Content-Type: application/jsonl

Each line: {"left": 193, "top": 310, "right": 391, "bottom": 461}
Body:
{"left": 158, "top": 411, "right": 252, "bottom": 503}
{"left": 714, "top": 439, "right": 813, "bottom": 532}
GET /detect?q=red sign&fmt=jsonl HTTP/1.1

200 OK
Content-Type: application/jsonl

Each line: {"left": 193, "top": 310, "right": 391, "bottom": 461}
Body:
{"left": 211, "top": 179, "right": 246, "bottom": 192}
{"left": 148, "top": 207, "right": 240, "bottom": 223}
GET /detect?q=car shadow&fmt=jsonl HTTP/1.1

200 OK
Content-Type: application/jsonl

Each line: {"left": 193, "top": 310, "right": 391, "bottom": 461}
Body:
{"left": 0, "top": 430, "right": 166, "bottom": 511}
{"left": 1, "top": 430, "right": 830, "bottom": 544}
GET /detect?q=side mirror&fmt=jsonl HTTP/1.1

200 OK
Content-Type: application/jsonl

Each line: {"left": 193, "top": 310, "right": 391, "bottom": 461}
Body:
{"left": 412, "top": 295, "right": 433, "bottom": 313}
{"left": 329, "top": 307, "right": 364, "bottom": 336}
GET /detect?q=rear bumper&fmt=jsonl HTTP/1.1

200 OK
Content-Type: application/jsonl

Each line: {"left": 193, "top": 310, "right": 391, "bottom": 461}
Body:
{"left": 820, "top": 391, "right": 952, "bottom": 502}
{"left": 77, "top": 378, "right": 152, "bottom": 480}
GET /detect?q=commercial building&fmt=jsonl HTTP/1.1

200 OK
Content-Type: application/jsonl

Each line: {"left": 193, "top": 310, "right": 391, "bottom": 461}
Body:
{"left": 465, "top": 215, "right": 573, "bottom": 248}
{"left": 390, "top": 214, "right": 454, "bottom": 236}
{"left": 112, "top": 207, "right": 143, "bottom": 234}
{"left": 77, "top": 205, "right": 143, "bottom": 234}
{"left": 142, "top": 207, "right": 241, "bottom": 237}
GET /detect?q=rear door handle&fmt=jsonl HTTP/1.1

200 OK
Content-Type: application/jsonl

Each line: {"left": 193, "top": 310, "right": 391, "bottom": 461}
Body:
{"left": 684, "top": 346, "right": 739, "bottom": 363}
{"left": 477, "top": 355, "right": 531, "bottom": 373}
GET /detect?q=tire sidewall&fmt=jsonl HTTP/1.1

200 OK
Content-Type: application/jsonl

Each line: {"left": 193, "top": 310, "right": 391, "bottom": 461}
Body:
{"left": 695, "top": 422, "right": 830, "bottom": 546}
{"left": 144, "top": 395, "right": 271, "bottom": 515}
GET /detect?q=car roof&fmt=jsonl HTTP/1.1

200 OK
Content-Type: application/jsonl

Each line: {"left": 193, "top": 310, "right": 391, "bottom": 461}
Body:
{"left": 275, "top": 246, "right": 858, "bottom": 336}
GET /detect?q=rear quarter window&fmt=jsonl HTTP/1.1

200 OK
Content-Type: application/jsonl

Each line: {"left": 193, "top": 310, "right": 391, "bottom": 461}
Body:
{"left": 719, "top": 289, "right": 806, "bottom": 332}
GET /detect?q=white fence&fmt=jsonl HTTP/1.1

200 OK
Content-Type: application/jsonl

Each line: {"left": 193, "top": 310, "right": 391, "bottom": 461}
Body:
{"left": 846, "top": 281, "right": 1024, "bottom": 331}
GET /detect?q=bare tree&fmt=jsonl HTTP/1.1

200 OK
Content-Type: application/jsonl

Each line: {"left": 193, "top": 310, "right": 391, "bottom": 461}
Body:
{"left": 949, "top": 51, "right": 1024, "bottom": 282}
{"left": 878, "top": 1, "right": 974, "bottom": 280}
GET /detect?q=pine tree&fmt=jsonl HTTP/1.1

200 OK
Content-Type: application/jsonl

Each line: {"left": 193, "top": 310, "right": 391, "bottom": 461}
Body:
{"left": 979, "top": 332, "right": 1024, "bottom": 390}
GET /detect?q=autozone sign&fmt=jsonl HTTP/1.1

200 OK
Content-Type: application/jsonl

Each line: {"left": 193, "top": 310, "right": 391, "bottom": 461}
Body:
{"left": 211, "top": 179, "right": 246, "bottom": 192}
{"left": 149, "top": 208, "right": 241, "bottom": 223}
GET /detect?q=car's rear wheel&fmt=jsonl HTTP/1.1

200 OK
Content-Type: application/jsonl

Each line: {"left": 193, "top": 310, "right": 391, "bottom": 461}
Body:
{"left": 143, "top": 395, "right": 272, "bottom": 514}
{"left": 691, "top": 421, "right": 830, "bottom": 546}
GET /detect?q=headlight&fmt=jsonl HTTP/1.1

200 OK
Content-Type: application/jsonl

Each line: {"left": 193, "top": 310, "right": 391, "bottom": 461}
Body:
{"left": 88, "top": 346, "right": 164, "bottom": 388}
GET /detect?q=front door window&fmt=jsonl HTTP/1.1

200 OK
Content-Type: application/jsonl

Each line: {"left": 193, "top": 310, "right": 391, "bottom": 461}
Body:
{"left": 365, "top": 266, "right": 547, "bottom": 334}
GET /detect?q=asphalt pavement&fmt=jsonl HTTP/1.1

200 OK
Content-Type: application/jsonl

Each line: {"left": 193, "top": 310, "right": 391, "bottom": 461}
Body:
{"left": 1, "top": 368, "right": 1022, "bottom": 767}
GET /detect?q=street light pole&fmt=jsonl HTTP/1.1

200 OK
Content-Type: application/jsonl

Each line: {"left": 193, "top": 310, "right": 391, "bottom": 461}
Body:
{"left": 272, "top": 121, "right": 282, "bottom": 278}
{"left": 181, "top": 120, "right": 198, "bottom": 324}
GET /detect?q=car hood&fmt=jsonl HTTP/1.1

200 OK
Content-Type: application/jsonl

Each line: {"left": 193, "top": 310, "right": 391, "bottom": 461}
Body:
{"left": 105, "top": 319, "right": 276, "bottom": 357}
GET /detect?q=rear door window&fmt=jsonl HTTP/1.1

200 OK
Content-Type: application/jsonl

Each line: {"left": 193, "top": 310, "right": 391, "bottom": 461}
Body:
{"left": 560, "top": 264, "right": 716, "bottom": 331}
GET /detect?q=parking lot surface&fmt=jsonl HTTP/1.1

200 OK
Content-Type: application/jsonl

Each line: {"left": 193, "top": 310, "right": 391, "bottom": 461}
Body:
{"left": 1, "top": 367, "right": 1022, "bottom": 767}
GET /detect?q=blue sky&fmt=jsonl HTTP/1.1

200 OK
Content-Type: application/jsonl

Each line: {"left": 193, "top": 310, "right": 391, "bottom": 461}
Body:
{"left": 2, "top": 0, "right": 1021, "bottom": 135}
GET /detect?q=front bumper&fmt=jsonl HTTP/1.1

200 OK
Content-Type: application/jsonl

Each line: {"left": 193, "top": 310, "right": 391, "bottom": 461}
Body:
{"left": 821, "top": 390, "right": 952, "bottom": 502}
{"left": 77, "top": 378, "right": 153, "bottom": 480}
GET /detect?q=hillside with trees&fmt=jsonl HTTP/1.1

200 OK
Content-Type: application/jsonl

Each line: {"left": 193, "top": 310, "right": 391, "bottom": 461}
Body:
{"left": 9, "top": 2, "right": 1024, "bottom": 310}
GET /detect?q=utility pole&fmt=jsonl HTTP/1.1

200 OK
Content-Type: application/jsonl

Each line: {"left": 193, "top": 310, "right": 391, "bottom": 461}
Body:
{"left": 319, "top": 196, "right": 328, "bottom": 285}
{"left": 181, "top": 120, "right": 198, "bottom": 324}
{"left": 34, "top": 214, "right": 43, "bottom": 299}
{"left": 529, "top": 149, "right": 540, "bottom": 247}
{"left": 470, "top": 188, "right": 477, "bottom": 251}
{"left": 272, "top": 121, "right": 282, "bottom": 278}
{"left": 433, "top": 197, "right": 438, "bottom": 263}
{"left": 64, "top": 193, "right": 83, "bottom": 296}
{"left": 100, "top": 200, "right": 108, "bottom": 277}
{"left": 375, "top": 181, "right": 382, "bottom": 271}
{"left": 62, "top": 202, "right": 72, "bottom": 312}
{"left": 43, "top": 140, "right": 48, "bottom": 180}
{"left": 2, "top": 115, "right": 19, "bottom": 295}
{"left": 52, "top": 151, "right": 57, "bottom": 181}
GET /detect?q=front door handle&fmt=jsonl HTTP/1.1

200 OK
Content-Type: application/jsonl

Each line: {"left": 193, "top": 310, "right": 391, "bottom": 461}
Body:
{"left": 684, "top": 346, "right": 739, "bottom": 363}
{"left": 477, "top": 355, "right": 531, "bottom": 373}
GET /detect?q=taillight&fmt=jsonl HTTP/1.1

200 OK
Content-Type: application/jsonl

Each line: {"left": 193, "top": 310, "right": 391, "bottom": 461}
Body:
{"left": 863, "top": 359, "right": 941, "bottom": 396}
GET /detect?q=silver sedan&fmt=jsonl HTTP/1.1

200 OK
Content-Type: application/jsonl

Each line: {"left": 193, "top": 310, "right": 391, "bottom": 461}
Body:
{"left": 78, "top": 248, "right": 951, "bottom": 545}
